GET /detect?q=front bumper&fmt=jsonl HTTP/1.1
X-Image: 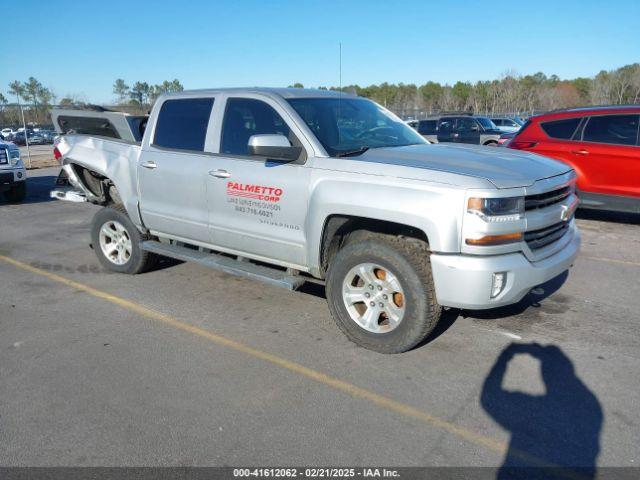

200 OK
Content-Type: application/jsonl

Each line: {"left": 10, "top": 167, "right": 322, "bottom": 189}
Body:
{"left": 0, "top": 169, "right": 26, "bottom": 192}
{"left": 430, "top": 227, "right": 581, "bottom": 310}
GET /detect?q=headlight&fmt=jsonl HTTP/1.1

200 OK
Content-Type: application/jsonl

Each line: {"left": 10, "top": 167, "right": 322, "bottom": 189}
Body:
{"left": 9, "top": 149, "right": 21, "bottom": 166}
{"left": 467, "top": 196, "right": 524, "bottom": 222}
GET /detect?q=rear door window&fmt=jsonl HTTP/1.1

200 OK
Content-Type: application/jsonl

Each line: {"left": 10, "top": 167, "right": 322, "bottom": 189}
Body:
{"left": 582, "top": 114, "right": 639, "bottom": 146}
{"left": 153, "top": 98, "right": 214, "bottom": 151}
{"left": 418, "top": 120, "right": 437, "bottom": 134}
{"left": 456, "top": 117, "right": 475, "bottom": 132}
{"left": 540, "top": 118, "right": 581, "bottom": 139}
{"left": 438, "top": 118, "right": 454, "bottom": 132}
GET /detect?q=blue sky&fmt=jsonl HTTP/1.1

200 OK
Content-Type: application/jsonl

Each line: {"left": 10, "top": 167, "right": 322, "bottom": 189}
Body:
{"left": 2, "top": 0, "right": 639, "bottom": 104}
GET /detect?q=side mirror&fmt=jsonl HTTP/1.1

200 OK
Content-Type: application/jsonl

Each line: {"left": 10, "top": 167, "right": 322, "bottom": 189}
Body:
{"left": 248, "top": 134, "right": 301, "bottom": 161}
{"left": 470, "top": 124, "right": 480, "bottom": 132}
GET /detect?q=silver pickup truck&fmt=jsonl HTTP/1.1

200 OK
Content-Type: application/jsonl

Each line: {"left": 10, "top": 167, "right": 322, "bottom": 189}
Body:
{"left": 1, "top": 139, "right": 27, "bottom": 202}
{"left": 51, "top": 88, "right": 580, "bottom": 353}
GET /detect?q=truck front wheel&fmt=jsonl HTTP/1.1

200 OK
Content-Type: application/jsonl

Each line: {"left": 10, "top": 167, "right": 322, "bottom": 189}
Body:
{"left": 91, "top": 205, "right": 157, "bottom": 274}
{"left": 326, "top": 232, "right": 442, "bottom": 354}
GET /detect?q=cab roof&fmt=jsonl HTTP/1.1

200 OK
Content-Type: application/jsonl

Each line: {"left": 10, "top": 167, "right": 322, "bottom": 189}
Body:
{"left": 164, "top": 87, "right": 358, "bottom": 100}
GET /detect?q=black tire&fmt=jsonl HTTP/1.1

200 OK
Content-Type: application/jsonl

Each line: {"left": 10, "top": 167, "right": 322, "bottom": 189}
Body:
{"left": 91, "top": 204, "right": 157, "bottom": 274}
{"left": 483, "top": 141, "right": 498, "bottom": 147}
{"left": 326, "top": 231, "right": 441, "bottom": 354}
{"left": 4, "top": 182, "right": 26, "bottom": 202}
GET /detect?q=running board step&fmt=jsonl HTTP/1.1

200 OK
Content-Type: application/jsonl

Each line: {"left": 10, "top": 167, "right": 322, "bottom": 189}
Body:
{"left": 140, "top": 240, "right": 306, "bottom": 290}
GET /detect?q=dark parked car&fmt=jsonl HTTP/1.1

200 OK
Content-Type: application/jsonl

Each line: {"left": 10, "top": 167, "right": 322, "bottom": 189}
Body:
{"left": 415, "top": 118, "right": 439, "bottom": 143}
{"left": 39, "top": 130, "right": 57, "bottom": 144}
{"left": 437, "top": 115, "right": 503, "bottom": 146}
{"left": 27, "top": 132, "right": 46, "bottom": 145}
{"left": 11, "top": 131, "right": 29, "bottom": 145}
{"left": 12, "top": 130, "right": 46, "bottom": 145}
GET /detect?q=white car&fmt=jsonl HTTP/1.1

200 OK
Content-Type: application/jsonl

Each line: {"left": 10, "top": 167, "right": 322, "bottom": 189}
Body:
{"left": 490, "top": 117, "right": 524, "bottom": 133}
{"left": 1, "top": 128, "right": 16, "bottom": 140}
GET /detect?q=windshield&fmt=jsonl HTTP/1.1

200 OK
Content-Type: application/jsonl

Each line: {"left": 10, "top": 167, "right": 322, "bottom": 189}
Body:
{"left": 287, "top": 97, "right": 427, "bottom": 157}
{"left": 476, "top": 117, "right": 497, "bottom": 130}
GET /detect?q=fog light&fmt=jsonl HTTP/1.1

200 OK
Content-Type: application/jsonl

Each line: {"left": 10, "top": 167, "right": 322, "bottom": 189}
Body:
{"left": 491, "top": 272, "right": 507, "bottom": 298}
{"left": 17, "top": 172, "right": 23, "bottom": 179}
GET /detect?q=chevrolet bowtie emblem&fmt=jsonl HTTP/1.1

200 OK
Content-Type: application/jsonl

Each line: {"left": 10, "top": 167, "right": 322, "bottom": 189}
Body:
{"left": 561, "top": 199, "right": 578, "bottom": 222}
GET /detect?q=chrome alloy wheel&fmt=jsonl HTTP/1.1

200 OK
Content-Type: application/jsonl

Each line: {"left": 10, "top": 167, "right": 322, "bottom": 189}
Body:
{"left": 341, "top": 263, "right": 406, "bottom": 333}
{"left": 98, "top": 220, "right": 132, "bottom": 266}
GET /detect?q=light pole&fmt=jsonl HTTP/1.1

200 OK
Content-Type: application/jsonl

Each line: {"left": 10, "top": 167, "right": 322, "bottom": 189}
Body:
{"left": 12, "top": 91, "right": 32, "bottom": 169}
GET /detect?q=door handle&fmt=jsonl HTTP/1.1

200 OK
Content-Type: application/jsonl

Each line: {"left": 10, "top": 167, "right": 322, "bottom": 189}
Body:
{"left": 571, "top": 149, "right": 589, "bottom": 156}
{"left": 209, "top": 169, "right": 231, "bottom": 178}
{"left": 140, "top": 160, "right": 157, "bottom": 169}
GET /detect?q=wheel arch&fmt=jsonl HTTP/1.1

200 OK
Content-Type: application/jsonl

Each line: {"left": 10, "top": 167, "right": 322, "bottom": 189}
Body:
{"left": 316, "top": 214, "right": 431, "bottom": 278}
{"left": 63, "top": 159, "right": 144, "bottom": 229}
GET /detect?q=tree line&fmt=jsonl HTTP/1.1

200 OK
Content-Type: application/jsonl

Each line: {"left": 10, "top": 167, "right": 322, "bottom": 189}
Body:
{"left": 291, "top": 63, "right": 640, "bottom": 116}
{"left": 112, "top": 79, "right": 184, "bottom": 106}
{"left": 0, "top": 77, "right": 185, "bottom": 126}
{"left": 2, "top": 63, "right": 639, "bottom": 127}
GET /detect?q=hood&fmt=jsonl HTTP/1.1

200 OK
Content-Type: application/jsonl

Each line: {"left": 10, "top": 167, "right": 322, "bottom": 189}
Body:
{"left": 351, "top": 143, "right": 572, "bottom": 188}
{"left": 0, "top": 139, "right": 17, "bottom": 149}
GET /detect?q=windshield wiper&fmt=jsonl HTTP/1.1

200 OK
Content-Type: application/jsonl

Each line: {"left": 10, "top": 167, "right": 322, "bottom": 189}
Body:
{"left": 336, "top": 147, "right": 370, "bottom": 158}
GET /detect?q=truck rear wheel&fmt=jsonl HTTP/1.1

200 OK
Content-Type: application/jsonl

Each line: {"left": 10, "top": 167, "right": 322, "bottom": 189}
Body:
{"left": 326, "top": 232, "right": 442, "bottom": 353}
{"left": 91, "top": 205, "right": 157, "bottom": 274}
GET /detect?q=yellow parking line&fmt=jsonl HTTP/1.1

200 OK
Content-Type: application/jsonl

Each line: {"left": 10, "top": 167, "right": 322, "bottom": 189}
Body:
{"left": 582, "top": 256, "right": 640, "bottom": 267}
{"left": 1, "top": 253, "right": 567, "bottom": 471}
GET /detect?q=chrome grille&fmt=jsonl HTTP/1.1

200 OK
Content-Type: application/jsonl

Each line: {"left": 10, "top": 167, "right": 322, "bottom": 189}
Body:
{"left": 525, "top": 186, "right": 571, "bottom": 211}
{"left": 0, "top": 148, "right": 8, "bottom": 165}
{"left": 525, "top": 221, "right": 570, "bottom": 250}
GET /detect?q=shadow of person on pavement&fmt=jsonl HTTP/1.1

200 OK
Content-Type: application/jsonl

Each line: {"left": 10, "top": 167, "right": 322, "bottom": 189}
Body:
{"left": 481, "top": 343, "right": 603, "bottom": 480}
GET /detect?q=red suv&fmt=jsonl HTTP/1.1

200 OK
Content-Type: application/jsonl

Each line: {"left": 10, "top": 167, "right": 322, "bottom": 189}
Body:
{"left": 508, "top": 106, "right": 640, "bottom": 213}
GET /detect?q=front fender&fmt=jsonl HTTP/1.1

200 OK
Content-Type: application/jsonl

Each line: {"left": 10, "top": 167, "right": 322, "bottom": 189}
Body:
{"left": 305, "top": 175, "right": 466, "bottom": 274}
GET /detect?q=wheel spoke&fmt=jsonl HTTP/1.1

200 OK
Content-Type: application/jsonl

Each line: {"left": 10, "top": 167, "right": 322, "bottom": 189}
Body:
{"left": 385, "top": 301, "right": 404, "bottom": 323}
{"left": 361, "top": 306, "right": 381, "bottom": 330}
{"left": 100, "top": 225, "right": 115, "bottom": 240}
{"left": 343, "top": 285, "right": 366, "bottom": 305}
{"left": 385, "top": 271, "right": 402, "bottom": 292}
{"left": 104, "top": 242, "right": 118, "bottom": 255}
{"left": 358, "top": 264, "right": 377, "bottom": 285}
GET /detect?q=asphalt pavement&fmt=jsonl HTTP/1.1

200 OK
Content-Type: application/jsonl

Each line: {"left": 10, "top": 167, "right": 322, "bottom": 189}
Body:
{"left": 1, "top": 168, "right": 639, "bottom": 471}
